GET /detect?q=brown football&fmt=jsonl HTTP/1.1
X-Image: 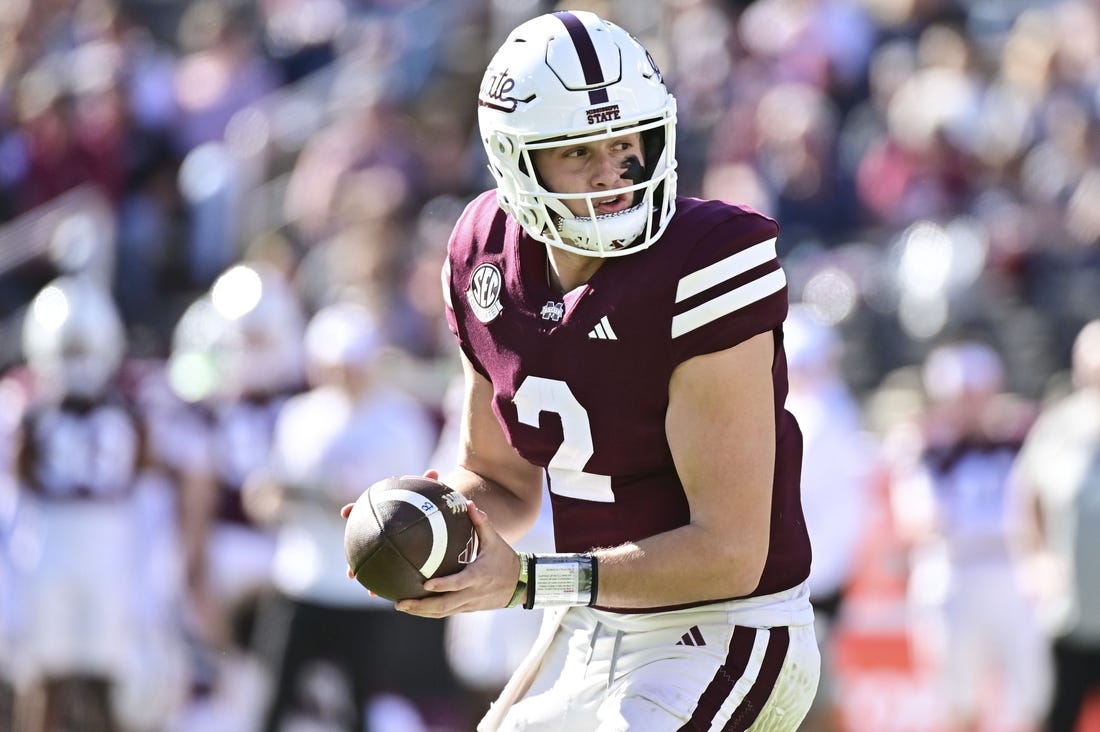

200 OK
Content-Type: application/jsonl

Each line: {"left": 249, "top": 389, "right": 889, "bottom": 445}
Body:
{"left": 344, "top": 475, "right": 478, "bottom": 601}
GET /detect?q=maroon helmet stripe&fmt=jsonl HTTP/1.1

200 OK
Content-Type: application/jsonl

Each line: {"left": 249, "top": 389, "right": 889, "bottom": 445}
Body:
{"left": 552, "top": 11, "right": 610, "bottom": 105}
{"left": 680, "top": 626, "right": 791, "bottom": 731}
{"left": 680, "top": 625, "right": 756, "bottom": 729}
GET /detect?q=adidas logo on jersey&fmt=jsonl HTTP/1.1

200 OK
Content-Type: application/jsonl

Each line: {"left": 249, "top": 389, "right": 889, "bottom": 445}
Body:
{"left": 676, "top": 626, "right": 706, "bottom": 647}
{"left": 587, "top": 316, "right": 617, "bottom": 340}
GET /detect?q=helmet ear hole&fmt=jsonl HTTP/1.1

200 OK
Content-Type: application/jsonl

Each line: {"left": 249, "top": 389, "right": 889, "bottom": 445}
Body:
{"left": 494, "top": 134, "right": 516, "bottom": 157}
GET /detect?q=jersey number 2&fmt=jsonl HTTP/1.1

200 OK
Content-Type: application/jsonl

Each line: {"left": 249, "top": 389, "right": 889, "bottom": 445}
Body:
{"left": 513, "top": 376, "right": 615, "bottom": 503}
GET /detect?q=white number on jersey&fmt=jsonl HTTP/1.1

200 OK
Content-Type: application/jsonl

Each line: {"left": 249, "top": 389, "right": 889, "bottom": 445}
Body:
{"left": 513, "top": 376, "right": 614, "bottom": 503}
{"left": 33, "top": 407, "right": 139, "bottom": 498}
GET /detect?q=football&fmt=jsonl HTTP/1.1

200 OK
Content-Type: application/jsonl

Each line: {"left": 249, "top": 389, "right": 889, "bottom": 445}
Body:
{"left": 344, "top": 475, "right": 479, "bottom": 601}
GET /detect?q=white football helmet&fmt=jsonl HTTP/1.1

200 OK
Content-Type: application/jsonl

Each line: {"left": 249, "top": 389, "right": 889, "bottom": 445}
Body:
{"left": 167, "top": 295, "right": 235, "bottom": 403}
{"left": 209, "top": 262, "right": 307, "bottom": 397}
{"left": 22, "top": 275, "right": 126, "bottom": 400}
{"left": 477, "top": 11, "right": 678, "bottom": 257}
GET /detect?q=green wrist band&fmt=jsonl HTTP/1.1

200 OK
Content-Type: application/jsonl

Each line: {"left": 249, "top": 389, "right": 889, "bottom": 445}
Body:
{"left": 506, "top": 552, "right": 530, "bottom": 608}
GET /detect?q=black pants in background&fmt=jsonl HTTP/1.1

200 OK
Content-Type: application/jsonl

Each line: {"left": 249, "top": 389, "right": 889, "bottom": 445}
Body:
{"left": 254, "top": 593, "right": 462, "bottom": 732}
{"left": 1046, "top": 636, "right": 1100, "bottom": 732}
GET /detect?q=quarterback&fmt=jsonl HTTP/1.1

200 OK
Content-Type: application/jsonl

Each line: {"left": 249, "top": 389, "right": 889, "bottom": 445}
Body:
{"left": 352, "top": 10, "right": 820, "bottom": 730}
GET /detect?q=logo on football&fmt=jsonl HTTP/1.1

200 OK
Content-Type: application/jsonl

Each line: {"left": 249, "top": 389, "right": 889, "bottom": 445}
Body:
{"left": 344, "top": 475, "right": 478, "bottom": 601}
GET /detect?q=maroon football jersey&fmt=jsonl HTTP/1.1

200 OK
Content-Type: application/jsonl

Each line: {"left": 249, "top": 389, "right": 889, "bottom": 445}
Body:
{"left": 444, "top": 192, "right": 811, "bottom": 609}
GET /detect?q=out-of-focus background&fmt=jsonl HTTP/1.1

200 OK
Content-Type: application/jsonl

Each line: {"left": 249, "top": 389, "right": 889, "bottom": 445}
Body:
{"left": 1, "top": 0, "right": 1099, "bottom": 730}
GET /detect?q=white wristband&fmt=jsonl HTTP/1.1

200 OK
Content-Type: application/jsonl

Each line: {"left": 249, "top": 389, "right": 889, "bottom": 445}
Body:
{"left": 525, "top": 553, "right": 598, "bottom": 609}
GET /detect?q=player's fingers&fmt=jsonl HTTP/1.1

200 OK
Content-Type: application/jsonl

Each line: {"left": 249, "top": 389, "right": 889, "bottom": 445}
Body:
{"left": 396, "top": 592, "right": 484, "bottom": 618}
{"left": 395, "top": 595, "right": 454, "bottom": 617}
{"left": 424, "top": 551, "right": 516, "bottom": 613}
{"left": 422, "top": 557, "right": 483, "bottom": 594}
{"left": 340, "top": 502, "right": 355, "bottom": 519}
{"left": 422, "top": 468, "right": 440, "bottom": 480}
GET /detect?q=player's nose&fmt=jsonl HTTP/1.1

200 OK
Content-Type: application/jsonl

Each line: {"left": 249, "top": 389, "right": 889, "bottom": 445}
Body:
{"left": 590, "top": 150, "right": 626, "bottom": 189}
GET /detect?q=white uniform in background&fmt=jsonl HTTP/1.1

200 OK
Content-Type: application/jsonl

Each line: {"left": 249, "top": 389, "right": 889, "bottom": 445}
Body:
{"left": 162, "top": 262, "right": 308, "bottom": 732}
{"left": 1011, "top": 319, "right": 1100, "bottom": 732}
{"left": 783, "top": 305, "right": 876, "bottom": 730}
{"left": 249, "top": 300, "right": 446, "bottom": 732}
{"left": 784, "top": 305, "right": 875, "bottom": 609}
{"left": 891, "top": 342, "right": 1051, "bottom": 730}
{"left": 12, "top": 275, "right": 188, "bottom": 731}
{"left": 266, "top": 381, "right": 438, "bottom": 609}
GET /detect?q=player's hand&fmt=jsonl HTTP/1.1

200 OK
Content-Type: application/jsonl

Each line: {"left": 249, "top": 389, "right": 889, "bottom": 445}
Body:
{"left": 393, "top": 499, "right": 520, "bottom": 618}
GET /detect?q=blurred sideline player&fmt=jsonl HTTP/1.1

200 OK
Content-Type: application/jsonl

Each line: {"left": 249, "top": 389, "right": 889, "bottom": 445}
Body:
{"left": 889, "top": 340, "right": 1052, "bottom": 732}
{"left": 0, "top": 364, "right": 29, "bottom": 730}
{"left": 241, "top": 300, "right": 451, "bottom": 731}
{"left": 1013, "top": 319, "right": 1100, "bottom": 732}
{"left": 152, "top": 261, "right": 307, "bottom": 732}
{"left": 783, "top": 305, "right": 876, "bottom": 732}
{"left": 9, "top": 275, "right": 187, "bottom": 732}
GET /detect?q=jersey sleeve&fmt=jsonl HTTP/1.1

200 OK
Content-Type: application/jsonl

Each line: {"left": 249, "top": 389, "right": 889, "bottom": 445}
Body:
{"left": 669, "top": 208, "right": 786, "bottom": 364}
{"left": 442, "top": 192, "right": 494, "bottom": 379}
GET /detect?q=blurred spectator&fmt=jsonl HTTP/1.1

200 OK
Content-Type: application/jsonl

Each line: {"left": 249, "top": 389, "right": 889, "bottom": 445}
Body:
{"left": 1013, "top": 318, "right": 1100, "bottom": 732}
{"left": 889, "top": 339, "right": 1052, "bottom": 732}
{"left": 783, "top": 304, "right": 877, "bottom": 732}
{"left": 282, "top": 99, "right": 423, "bottom": 247}
{"left": 170, "top": 1, "right": 281, "bottom": 157}
{"left": 10, "top": 62, "right": 128, "bottom": 215}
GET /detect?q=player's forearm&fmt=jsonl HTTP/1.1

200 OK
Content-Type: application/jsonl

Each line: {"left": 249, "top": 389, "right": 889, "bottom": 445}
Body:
{"left": 591, "top": 522, "right": 767, "bottom": 609}
{"left": 442, "top": 464, "right": 542, "bottom": 544}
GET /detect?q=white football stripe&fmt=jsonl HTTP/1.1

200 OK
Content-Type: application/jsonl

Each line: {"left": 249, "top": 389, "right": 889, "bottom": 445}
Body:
{"left": 376, "top": 488, "right": 449, "bottom": 578}
{"left": 675, "top": 238, "right": 778, "bottom": 303}
{"left": 671, "top": 269, "right": 786, "bottom": 339}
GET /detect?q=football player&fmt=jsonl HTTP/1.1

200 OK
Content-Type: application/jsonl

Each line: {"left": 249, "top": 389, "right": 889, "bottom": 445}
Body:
{"left": 1014, "top": 319, "right": 1100, "bottom": 732}
{"left": 344, "top": 11, "right": 820, "bottom": 731}
{"left": 152, "top": 261, "right": 308, "bottom": 731}
{"left": 890, "top": 341, "right": 1052, "bottom": 732}
{"left": 10, "top": 275, "right": 185, "bottom": 732}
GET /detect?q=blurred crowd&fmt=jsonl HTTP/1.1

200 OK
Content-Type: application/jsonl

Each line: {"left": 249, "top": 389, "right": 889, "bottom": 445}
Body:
{"left": 1, "top": 0, "right": 1099, "bottom": 730}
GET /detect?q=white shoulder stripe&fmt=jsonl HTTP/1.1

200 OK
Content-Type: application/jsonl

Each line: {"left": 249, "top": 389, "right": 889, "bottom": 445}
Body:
{"left": 671, "top": 268, "right": 786, "bottom": 339}
{"left": 675, "top": 237, "right": 778, "bottom": 303}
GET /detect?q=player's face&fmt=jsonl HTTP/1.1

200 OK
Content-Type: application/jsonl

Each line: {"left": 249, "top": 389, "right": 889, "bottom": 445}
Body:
{"left": 532, "top": 132, "right": 645, "bottom": 218}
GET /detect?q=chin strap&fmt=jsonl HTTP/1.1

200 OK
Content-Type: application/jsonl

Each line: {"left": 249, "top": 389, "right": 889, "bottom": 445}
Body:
{"left": 554, "top": 201, "right": 649, "bottom": 252}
